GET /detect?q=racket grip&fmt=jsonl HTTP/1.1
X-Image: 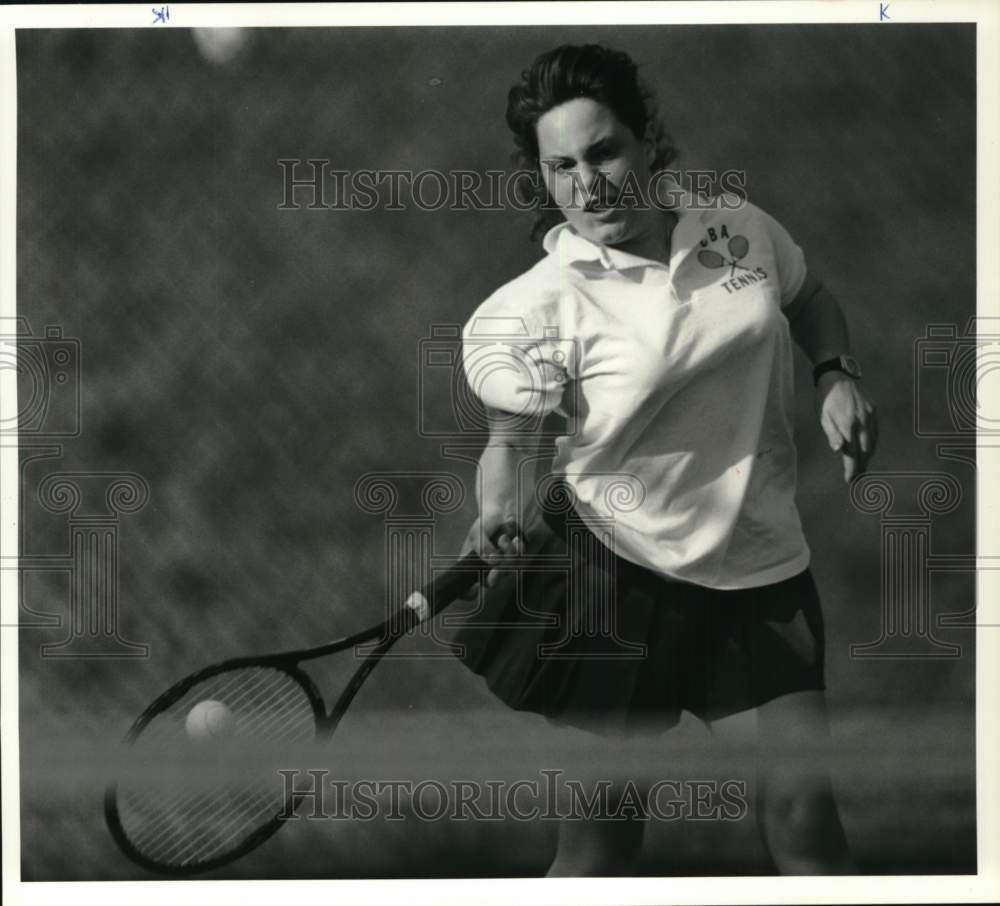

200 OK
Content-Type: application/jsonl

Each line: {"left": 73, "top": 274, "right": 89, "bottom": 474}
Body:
{"left": 399, "top": 520, "right": 523, "bottom": 626}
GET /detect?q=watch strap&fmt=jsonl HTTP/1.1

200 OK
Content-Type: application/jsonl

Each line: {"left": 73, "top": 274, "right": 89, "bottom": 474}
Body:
{"left": 813, "top": 355, "right": 861, "bottom": 386}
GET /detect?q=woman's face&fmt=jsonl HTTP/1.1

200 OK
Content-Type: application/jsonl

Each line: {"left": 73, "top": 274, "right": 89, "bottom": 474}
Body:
{"left": 535, "top": 97, "right": 655, "bottom": 248}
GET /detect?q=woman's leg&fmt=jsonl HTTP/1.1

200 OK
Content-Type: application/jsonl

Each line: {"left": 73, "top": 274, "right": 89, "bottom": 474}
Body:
{"left": 753, "top": 690, "right": 856, "bottom": 874}
{"left": 545, "top": 779, "right": 647, "bottom": 876}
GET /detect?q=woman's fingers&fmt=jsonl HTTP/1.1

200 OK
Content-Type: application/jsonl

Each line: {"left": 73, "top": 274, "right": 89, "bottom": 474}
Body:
{"left": 457, "top": 521, "right": 529, "bottom": 595}
{"left": 847, "top": 395, "right": 879, "bottom": 481}
{"left": 820, "top": 381, "right": 879, "bottom": 483}
{"left": 485, "top": 531, "right": 527, "bottom": 587}
{"left": 844, "top": 421, "right": 864, "bottom": 483}
{"left": 855, "top": 393, "right": 877, "bottom": 458}
{"left": 841, "top": 414, "right": 876, "bottom": 482}
{"left": 866, "top": 401, "right": 878, "bottom": 455}
{"left": 485, "top": 536, "right": 508, "bottom": 589}
{"left": 842, "top": 446, "right": 855, "bottom": 482}
{"left": 821, "top": 408, "right": 846, "bottom": 452}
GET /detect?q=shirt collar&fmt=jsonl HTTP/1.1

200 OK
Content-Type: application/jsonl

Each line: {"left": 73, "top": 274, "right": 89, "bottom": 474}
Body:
{"left": 541, "top": 184, "right": 709, "bottom": 274}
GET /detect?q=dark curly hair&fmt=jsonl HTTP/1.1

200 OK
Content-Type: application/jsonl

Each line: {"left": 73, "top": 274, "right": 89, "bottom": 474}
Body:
{"left": 505, "top": 44, "right": 678, "bottom": 241}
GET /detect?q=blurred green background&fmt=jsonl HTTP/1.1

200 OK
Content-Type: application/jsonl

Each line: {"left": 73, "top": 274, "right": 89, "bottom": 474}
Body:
{"left": 15, "top": 25, "right": 976, "bottom": 879}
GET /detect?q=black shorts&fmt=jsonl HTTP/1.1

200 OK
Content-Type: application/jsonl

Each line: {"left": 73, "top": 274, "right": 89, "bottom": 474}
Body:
{"left": 449, "top": 501, "right": 825, "bottom": 738}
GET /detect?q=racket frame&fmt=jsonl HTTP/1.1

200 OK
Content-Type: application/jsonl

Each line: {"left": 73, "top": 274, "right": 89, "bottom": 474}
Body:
{"left": 104, "top": 545, "right": 497, "bottom": 875}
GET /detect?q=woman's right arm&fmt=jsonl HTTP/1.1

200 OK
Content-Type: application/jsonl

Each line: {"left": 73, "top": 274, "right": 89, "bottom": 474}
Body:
{"left": 460, "top": 406, "right": 551, "bottom": 596}
{"left": 458, "top": 294, "right": 570, "bottom": 594}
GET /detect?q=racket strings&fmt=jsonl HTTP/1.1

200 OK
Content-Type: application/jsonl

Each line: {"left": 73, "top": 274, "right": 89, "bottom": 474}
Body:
{"left": 125, "top": 774, "right": 265, "bottom": 853}
{"left": 131, "top": 668, "right": 259, "bottom": 752}
{"left": 112, "top": 665, "right": 318, "bottom": 870}
{"left": 146, "top": 781, "right": 274, "bottom": 866}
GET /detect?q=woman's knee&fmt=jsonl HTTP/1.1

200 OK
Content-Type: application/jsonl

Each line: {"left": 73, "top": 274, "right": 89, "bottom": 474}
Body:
{"left": 758, "top": 772, "right": 841, "bottom": 855}
{"left": 547, "top": 815, "right": 646, "bottom": 876}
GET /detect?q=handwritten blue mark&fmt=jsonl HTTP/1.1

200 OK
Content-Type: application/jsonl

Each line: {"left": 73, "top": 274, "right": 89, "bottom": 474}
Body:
{"left": 879, "top": 2, "right": 890, "bottom": 20}
{"left": 152, "top": 6, "right": 169, "bottom": 25}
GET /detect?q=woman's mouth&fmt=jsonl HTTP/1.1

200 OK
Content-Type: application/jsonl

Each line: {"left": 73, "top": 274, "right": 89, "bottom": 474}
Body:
{"left": 587, "top": 205, "right": 620, "bottom": 221}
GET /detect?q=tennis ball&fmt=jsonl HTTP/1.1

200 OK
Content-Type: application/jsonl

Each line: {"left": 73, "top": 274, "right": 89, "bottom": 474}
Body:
{"left": 185, "top": 700, "right": 236, "bottom": 742}
{"left": 191, "top": 28, "right": 251, "bottom": 66}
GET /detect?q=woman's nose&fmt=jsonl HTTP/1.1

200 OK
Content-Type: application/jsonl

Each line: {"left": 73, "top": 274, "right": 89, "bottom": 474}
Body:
{"left": 577, "top": 166, "right": 606, "bottom": 206}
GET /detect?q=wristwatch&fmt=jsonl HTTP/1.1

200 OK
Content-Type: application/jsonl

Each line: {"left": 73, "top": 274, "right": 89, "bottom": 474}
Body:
{"left": 813, "top": 354, "right": 862, "bottom": 386}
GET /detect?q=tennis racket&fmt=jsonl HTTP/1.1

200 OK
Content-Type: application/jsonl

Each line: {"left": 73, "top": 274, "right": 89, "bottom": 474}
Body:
{"left": 104, "top": 522, "right": 518, "bottom": 875}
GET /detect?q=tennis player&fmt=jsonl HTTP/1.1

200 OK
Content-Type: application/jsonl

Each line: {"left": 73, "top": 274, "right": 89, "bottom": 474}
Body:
{"left": 454, "top": 44, "right": 877, "bottom": 876}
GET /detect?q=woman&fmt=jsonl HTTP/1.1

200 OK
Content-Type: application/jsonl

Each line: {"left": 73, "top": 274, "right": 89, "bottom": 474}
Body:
{"left": 454, "top": 43, "right": 877, "bottom": 876}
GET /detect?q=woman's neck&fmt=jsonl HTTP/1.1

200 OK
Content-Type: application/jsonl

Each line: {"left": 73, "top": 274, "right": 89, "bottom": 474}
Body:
{"left": 612, "top": 209, "right": 678, "bottom": 267}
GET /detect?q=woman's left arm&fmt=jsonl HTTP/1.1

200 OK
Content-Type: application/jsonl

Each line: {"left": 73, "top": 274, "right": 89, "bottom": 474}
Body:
{"left": 784, "top": 272, "right": 879, "bottom": 483}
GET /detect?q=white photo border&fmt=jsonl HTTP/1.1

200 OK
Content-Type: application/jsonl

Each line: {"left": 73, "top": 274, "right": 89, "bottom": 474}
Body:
{"left": 1, "top": 2, "right": 997, "bottom": 904}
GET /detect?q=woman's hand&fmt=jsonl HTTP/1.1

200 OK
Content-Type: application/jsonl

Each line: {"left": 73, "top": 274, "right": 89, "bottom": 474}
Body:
{"left": 458, "top": 508, "right": 527, "bottom": 601}
{"left": 457, "top": 404, "right": 552, "bottom": 601}
{"left": 784, "top": 275, "right": 877, "bottom": 483}
{"left": 816, "top": 373, "right": 878, "bottom": 483}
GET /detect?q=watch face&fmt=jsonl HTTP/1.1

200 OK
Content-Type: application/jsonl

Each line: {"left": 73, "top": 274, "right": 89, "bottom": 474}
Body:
{"left": 841, "top": 355, "right": 862, "bottom": 379}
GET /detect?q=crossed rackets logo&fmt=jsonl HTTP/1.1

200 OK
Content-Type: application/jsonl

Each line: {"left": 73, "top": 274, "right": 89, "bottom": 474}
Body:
{"left": 697, "top": 234, "right": 751, "bottom": 278}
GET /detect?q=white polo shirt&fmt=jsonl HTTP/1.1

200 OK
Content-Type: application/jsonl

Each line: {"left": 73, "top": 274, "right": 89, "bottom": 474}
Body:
{"left": 462, "top": 192, "right": 811, "bottom": 589}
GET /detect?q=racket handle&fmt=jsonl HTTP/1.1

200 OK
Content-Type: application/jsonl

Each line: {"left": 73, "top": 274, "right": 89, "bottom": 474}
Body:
{"left": 399, "top": 520, "right": 523, "bottom": 626}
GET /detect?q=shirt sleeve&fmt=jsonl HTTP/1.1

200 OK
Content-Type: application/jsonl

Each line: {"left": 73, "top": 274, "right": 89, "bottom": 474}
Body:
{"left": 461, "top": 295, "right": 570, "bottom": 421}
{"left": 756, "top": 206, "right": 808, "bottom": 307}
